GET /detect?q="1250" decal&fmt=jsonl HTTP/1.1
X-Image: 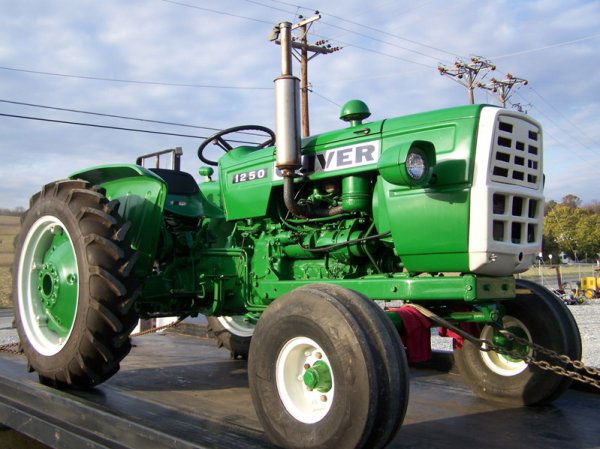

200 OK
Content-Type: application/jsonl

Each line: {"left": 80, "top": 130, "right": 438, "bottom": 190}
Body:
{"left": 232, "top": 168, "right": 268, "bottom": 184}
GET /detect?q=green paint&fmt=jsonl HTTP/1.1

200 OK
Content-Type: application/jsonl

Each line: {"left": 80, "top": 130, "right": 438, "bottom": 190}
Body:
{"left": 34, "top": 226, "right": 77, "bottom": 337}
{"left": 59, "top": 103, "right": 534, "bottom": 330}
{"left": 339, "top": 99, "right": 371, "bottom": 126}
{"left": 341, "top": 175, "right": 370, "bottom": 212}
{"left": 445, "top": 304, "right": 503, "bottom": 323}
{"left": 251, "top": 275, "right": 514, "bottom": 305}
{"left": 378, "top": 140, "right": 436, "bottom": 187}
{"left": 303, "top": 360, "right": 332, "bottom": 393}
{"left": 71, "top": 164, "right": 167, "bottom": 277}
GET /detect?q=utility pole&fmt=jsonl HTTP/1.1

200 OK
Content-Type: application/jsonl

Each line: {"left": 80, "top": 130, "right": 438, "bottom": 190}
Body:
{"left": 477, "top": 74, "right": 528, "bottom": 108}
{"left": 438, "top": 56, "right": 496, "bottom": 104}
{"left": 270, "top": 14, "right": 341, "bottom": 137}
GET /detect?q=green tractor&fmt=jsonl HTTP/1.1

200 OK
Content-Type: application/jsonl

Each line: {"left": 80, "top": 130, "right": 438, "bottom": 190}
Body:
{"left": 12, "top": 21, "right": 580, "bottom": 449}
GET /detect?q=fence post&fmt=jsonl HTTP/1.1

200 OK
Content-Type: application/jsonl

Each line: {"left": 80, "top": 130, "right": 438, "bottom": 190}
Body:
{"left": 555, "top": 265, "right": 563, "bottom": 291}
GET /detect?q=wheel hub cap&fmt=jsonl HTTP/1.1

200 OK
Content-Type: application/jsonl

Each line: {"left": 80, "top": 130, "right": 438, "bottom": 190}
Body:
{"left": 275, "top": 336, "right": 335, "bottom": 423}
{"left": 18, "top": 216, "right": 79, "bottom": 356}
{"left": 303, "top": 360, "right": 333, "bottom": 392}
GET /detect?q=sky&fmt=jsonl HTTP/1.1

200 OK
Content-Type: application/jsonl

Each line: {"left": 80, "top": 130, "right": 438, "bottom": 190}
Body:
{"left": 0, "top": 0, "right": 598, "bottom": 208}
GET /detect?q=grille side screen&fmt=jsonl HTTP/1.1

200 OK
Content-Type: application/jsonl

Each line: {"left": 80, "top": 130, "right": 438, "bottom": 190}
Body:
{"left": 490, "top": 115, "right": 542, "bottom": 189}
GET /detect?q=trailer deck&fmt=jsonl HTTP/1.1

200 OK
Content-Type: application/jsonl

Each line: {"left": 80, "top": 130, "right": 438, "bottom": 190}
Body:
{"left": 0, "top": 330, "right": 599, "bottom": 449}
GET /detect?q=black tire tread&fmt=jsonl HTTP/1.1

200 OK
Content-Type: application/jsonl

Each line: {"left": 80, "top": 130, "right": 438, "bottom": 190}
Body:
{"left": 13, "top": 179, "right": 140, "bottom": 388}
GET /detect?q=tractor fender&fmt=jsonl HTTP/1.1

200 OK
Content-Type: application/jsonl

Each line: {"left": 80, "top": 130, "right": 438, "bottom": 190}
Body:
{"left": 70, "top": 164, "right": 168, "bottom": 277}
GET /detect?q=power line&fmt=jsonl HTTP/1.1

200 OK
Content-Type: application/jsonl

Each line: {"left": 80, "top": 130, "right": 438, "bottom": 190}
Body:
{"left": 242, "top": 0, "right": 297, "bottom": 16}
{"left": 528, "top": 87, "right": 595, "bottom": 146}
{"left": 160, "top": 0, "right": 438, "bottom": 70}
{"left": 0, "top": 113, "right": 259, "bottom": 144}
{"left": 309, "top": 89, "right": 341, "bottom": 107}
{"left": 315, "top": 20, "right": 451, "bottom": 64}
{"left": 517, "top": 99, "right": 592, "bottom": 163}
{"left": 310, "top": 32, "right": 436, "bottom": 68}
{"left": 0, "top": 99, "right": 267, "bottom": 137}
{"left": 238, "top": 0, "right": 455, "bottom": 62}
{"left": 542, "top": 127, "right": 588, "bottom": 164}
{"left": 493, "top": 32, "right": 600, "bottom": 59}
{"left": 158, "top": 0, "right": 272, "bottom": 24}
{"left": 258, "top": 0, "right": 461, "bottom": 58}
{"left": 0, "top": 65, "right": 272, "bottom": 90}
{"left": 517, "top": 91, "right": 599, "bottom": 157}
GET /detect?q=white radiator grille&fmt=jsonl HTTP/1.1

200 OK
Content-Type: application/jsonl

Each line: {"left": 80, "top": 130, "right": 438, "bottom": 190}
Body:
{"left": 469, "top": 107, "right": 544, "bottom": 276}
{"left": 490, "top": 115, "right": 541, "bottom": 189}
{"left": 491, "top": 192, "right": 542, "bottom": 245}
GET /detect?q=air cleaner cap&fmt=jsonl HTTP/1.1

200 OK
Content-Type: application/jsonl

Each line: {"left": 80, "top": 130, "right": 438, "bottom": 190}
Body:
{"left": 340, "top": 99, "right": 371, "bottom": 126}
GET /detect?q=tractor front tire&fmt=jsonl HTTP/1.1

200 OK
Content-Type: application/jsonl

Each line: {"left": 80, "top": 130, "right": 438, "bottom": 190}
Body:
{"left": 13, "top": 180, "right": 139, "bottom": 388}
{"left": 300, "top": 284, "right": 409, "bottom": 449}
{"left": 454, "top": 279, "right": 581, "bottom": 405}
{"left": 248, "top": 285, "right": 408, "bottom": 449}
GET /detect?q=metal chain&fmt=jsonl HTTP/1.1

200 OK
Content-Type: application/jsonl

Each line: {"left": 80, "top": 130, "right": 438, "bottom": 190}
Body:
{"left": 0, "top": 342, "right": 22, "bottom": 355}
{"left": 0, "top": 318, "right": 185, "bottom": 356}
{"left": 130, "top": 318, "right": 184, "bottom": 337}
{"left": 501, "top": 330, "right": 600, "bottom": 378}
{"left": 406, "top": 303, "right": 600, "bottom": 391}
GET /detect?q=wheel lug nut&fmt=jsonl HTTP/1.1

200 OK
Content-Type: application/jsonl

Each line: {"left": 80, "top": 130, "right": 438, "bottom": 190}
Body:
{"left": 304, "top": 350, "right": 311, "bottom": 357}
{"left": 315, "top": 352, "right": 322, "bottom": 359}
{"left": 320, "top": 395, "right": 327, "bottom": 402}
{"left": 303, "top": 363, "right": 310, "bottom": 370}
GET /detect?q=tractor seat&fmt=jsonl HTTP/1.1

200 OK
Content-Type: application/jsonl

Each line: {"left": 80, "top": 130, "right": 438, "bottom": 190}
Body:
{"left": 149, "top": 168, "right": 199, "bottom": 195}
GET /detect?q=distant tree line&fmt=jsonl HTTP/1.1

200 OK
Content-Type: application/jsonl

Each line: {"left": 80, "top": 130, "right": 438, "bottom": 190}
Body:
{"left": 0, "top": 207, "right": 24, "bottom": 216}
{"left": 543, "top": 194, "right": 600, "bottom": 261}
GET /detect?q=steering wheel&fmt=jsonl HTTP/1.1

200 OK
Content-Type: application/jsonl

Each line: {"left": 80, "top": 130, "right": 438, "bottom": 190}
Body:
{"left": 197, "top": 125, "right": 276, "bottom": 166}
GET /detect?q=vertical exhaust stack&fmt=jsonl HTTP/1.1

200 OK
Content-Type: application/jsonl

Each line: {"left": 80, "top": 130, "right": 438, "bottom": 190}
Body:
{"left": 274, "top": 22, "right": 302, "bottom": 174}
{"left": 274, "top": 21, "right": 342, "bottom": 218}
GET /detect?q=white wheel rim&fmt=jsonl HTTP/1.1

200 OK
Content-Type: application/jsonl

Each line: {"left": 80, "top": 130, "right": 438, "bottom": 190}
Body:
{"left": 480, "top": 316, "right": 532, "bottom": 376}
{"left": 275, "top": 336, "right": 335, "bottom": 424}
{"left": 217, "top": 316, "right": 255, "bottom": 337}
{"left": 17, "top": 215, "right": 79, "bottom": 356}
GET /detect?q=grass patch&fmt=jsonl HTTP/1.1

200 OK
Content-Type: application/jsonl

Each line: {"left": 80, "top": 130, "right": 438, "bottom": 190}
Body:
{"left": 0, "top": 266, "right": 12, "bottom": 308}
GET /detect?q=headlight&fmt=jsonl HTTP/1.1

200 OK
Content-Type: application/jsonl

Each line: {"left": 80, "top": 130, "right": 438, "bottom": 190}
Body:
{"left": 406, "top": 151, "right": 426, "bottom": 180}
{"left": 377, "top": 140, "right": 436, "bottom": 187}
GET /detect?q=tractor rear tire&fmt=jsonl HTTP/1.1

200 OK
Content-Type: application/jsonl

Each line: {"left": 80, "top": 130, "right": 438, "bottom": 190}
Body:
{"left": 206, "top": 316, "right": 253, "bottom": 359}
{"left": 13, "top": 180, "right": 139, "bottom": 388}
{"left": 453, "top": 279, "right": 581, "bottom": 405}
{"left": 299, "top": 284, "right": 409, "bottom": 449}
{"left": 248, "top": 285, "right": 407, "bottom": 449}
